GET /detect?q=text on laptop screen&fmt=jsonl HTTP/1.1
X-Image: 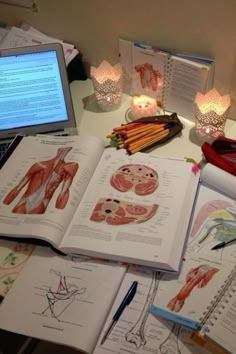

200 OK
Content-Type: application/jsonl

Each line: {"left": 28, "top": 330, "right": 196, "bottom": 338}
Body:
{"left": 0, "top": 50, "right": 69, "bottom": 131}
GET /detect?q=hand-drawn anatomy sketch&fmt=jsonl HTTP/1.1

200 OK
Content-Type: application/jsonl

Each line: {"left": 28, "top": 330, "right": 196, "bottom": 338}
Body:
{"left": 3, "top": 147, "right": 79, "bottom": 214}
{"left": 189, "top": 200, "right": 236, "bottom": 258}
{"left": 110, "top": 164, "right": 159, "bottom": 195}
{"left": 41, "top": 274, "right": 86, "bottom": 321}
{"left": 126, "top": 271, "right": 162, "bottom": 348}
{"left": 167, "top": 264, "right": 219, "bottom": 312}
{"left": 90, "top": 198, "right": 158, "bottom": 225}
{"left": 134, "top": 63, "right": 162, "bottom": 91}
{"left": 159, "top": 322, "right": 182, "bottom": 354}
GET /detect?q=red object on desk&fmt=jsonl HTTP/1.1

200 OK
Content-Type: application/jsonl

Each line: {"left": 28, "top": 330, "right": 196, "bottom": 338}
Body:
{"left": 202, "top": 136, "right": 236, "bottom": 176}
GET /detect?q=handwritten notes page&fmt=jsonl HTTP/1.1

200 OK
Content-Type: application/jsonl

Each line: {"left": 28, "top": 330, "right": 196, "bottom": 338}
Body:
{"left": 0, "top": 247, "right": 127, "bottom": 354}
{"left": 61, "top": 149, "right": 199, "bottom": 271}
{"left": 93, "top": 266, "right": 210, "bottom": 354}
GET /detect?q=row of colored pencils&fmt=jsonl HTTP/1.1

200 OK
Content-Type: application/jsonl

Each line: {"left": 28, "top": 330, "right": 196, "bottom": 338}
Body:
{"left": 106, "top": 121, "right": 171, "bottom": 154}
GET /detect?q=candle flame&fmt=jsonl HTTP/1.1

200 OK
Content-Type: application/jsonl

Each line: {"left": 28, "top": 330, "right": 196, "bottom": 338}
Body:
{"left": 195, "top": 88, "right": 230, "bottom": 115}
{"left": 91, "top": 60, "right": 122, "bottom": 83}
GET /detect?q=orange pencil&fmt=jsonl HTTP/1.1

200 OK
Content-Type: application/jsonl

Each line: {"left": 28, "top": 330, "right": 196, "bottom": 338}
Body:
{"left": 113, "top": 122, "right": 143, "bottom": 132}
{"left": 123, "top": 123, "right": 164, "bottom": 138}
{"left": 128, "top": 128, "right": 168, "bottom": 149}
{"left": 127, "top": 130, "right": 169, "bottom": 154}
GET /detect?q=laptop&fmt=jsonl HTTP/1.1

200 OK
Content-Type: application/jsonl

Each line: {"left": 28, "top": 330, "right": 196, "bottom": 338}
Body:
{"left": 0, "top": 43, "right": 77, "bottom": 159}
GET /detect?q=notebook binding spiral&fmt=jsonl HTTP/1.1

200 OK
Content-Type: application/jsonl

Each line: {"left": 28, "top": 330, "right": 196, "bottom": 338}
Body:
{"left": 162, "top": 55, "right": 172, "bottom": 111}
{"left": 199, "top": 266, "right": 236, "bottom": 331}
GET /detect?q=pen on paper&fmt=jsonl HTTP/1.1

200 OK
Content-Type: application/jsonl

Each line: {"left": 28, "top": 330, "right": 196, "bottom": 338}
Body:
{"left": 211, "top": 238, "right": 236, "bottom": 250}
{"left": 100, "top": 280, "right": 138, "bottom": 346}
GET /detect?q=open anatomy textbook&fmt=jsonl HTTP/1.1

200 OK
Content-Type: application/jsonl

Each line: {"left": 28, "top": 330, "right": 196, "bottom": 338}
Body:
{"left": 0, "top": 247, "right": 211, "bottom": 354}
{"left": 0, "top": 135, "right": 199, "bottom": 272}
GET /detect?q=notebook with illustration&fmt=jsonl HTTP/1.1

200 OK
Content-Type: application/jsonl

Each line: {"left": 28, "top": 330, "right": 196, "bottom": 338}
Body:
{"left": 119, "top": 39, "right": 214, "bottom": 121}
{"left": 149, "top": 255, "right": 236, "bottom": 331}
{"left": 192, "top": 271, "right": 236, "bottom": 354}
{"left": 0, "top": 43, "right": 77, "bottom": 158}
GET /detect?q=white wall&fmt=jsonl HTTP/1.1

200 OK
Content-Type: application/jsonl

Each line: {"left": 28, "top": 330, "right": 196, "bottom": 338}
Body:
{"left": 1, "top": 0, "right": 236, "bottom": 119}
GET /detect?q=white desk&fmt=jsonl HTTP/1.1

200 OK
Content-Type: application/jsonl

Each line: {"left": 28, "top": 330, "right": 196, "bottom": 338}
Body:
{"left": 71, "top": 79, "right": 236, "bottom": 163}
{"left": 0, "top": 79, "right": 235, "bottom": 354}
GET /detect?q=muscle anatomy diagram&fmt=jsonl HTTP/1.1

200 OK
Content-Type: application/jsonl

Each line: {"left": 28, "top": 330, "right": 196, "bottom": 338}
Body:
{"left": 110, "top": 164, "right": 159, "bottom": 195}
{"left": 134, "top": 63, "right": 162, "bottom": 91}
{"left": 167, "top": 264, "right": 219, "bottom": 312}
{"left": 41, "top": 274, "right": 86, "bottom": 321}
{"left": 3, "top": 148, "right": 78, "bottom": 214}
{"left": 189, "top": 200, "right": 236, "bottom": 258}
{"left": 90, "top": 198, "right": 158, "bottom": 225}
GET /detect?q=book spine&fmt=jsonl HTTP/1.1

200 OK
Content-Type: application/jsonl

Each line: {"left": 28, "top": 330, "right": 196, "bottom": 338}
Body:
{"left": 162, "top": 55, "right": 172, "bottom": 110}
{"left": 199, "top": 266, "right": 236, "bottom": 330}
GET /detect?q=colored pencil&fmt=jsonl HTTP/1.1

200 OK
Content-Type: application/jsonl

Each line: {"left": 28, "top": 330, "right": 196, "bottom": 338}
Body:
{"left": 127, "top": 130, "right": 169, "bottom": 154}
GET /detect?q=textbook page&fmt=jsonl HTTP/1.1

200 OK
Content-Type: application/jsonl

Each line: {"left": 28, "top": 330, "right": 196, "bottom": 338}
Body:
{"left": 0, "top": 247, "right": 127, "bottom": 354}
{"left": 60, "top": 149, "right": 199, "bottom": 271}
{"left": 187, "top": 164, "right": 236, "bottom": 262}
{"left": 93, "top": 266, "right": 210, "bottom": 354}
{"left": 164, "top": 56, "right": 214, "bottom": 121}
{"left": 149, "top": 255, "right": 235, "bottom": 330}
{"left": 0, "top": 135, "right": 104, "bottom": 249}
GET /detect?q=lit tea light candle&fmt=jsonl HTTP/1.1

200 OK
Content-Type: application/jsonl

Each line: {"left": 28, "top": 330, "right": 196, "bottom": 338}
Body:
{"left": 130, "top": 95, "right": 159, "bottom": 120}
{"left": 194, "top": 89, "right": 231, "bottom": 142}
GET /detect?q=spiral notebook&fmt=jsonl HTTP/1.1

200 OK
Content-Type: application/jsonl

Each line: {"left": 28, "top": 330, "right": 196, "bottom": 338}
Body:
{"left": 119, "top": 39, "right": 214, "bottom": 121}
{"left": 149, "top": 255, "right": 236, "bottom": 332}
{"left": 192, "top": 267, "right": 236, "bottom": 354}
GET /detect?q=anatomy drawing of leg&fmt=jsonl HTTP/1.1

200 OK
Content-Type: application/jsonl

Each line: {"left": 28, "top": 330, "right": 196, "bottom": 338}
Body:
{"left": 159, "top": 323, "right": 181, "bottom": 354}
{"left": 167, "top": 265, "right": 219, "bottom": 312}
{"left": 125, "top": 271, "right": 161, "bottom": 348}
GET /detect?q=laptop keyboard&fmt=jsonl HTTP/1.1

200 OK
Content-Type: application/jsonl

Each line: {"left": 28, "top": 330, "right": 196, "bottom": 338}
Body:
{"left": 0, "top": 142, "right": 10, "bottom": 160}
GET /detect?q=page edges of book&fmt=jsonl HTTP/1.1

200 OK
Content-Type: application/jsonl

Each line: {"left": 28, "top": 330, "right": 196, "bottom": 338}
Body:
{"left": 200, "top": 163, "right": 236, "bottom": 199}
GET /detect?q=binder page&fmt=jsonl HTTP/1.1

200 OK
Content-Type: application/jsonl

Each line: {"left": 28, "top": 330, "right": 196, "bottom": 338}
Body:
{"left": 165, "top": 56, "right": 212, "bottom": 121}
{"left": 93, "top": 266, "right": 210, "bottom": 354}
{"left": 187, "top": 164, "right": 236, "bottom": 262}
{"left": 206, "top": 288, "right": 236, "bottom": 354}
{"left": 0, "top": 247, "right": 127, "bottom": 353}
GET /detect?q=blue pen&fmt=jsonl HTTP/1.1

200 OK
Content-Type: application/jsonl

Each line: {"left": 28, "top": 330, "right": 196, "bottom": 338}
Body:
{"left": 100, "top": 281, "right": 138, "bottom": 345}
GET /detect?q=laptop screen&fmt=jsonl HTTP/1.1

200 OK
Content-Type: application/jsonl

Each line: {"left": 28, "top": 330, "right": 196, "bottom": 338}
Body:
{"left": 0, "top": 43, "right": 76, "bottom": 140}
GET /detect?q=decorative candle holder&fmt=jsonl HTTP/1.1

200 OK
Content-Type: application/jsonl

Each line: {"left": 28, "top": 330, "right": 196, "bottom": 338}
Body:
{"left": 194, "top": 89, "right": 230, "bottom": 142}
{"left": 90, "top": 60, "right": 123, "bottom": 111}
{"left": 129, "top": 95, "right": 162, "bottom": 120}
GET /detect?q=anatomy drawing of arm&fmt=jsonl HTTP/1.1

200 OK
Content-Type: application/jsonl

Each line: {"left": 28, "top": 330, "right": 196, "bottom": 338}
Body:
{"left": 55, "top": 163, "right": 79, "bottom": 209}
